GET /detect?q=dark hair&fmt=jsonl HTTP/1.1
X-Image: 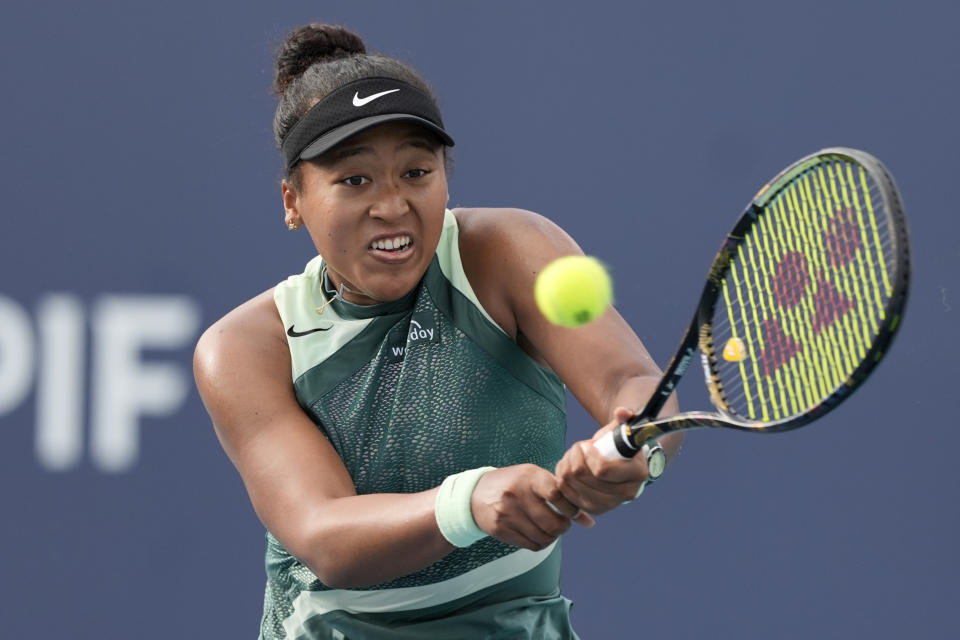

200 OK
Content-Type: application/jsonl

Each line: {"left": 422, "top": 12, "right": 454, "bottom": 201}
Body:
{"left": 273, "top": 24, "right": 444, "bottom": 187}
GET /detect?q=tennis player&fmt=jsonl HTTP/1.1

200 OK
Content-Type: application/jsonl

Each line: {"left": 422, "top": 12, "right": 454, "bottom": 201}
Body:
{"left": 194, "top": 23, "right": 681, "bottom": 639}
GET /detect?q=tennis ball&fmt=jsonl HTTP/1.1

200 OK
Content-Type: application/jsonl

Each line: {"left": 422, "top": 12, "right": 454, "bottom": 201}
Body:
{"left": 534, "top": 256, "right": 613, "bottom": 327}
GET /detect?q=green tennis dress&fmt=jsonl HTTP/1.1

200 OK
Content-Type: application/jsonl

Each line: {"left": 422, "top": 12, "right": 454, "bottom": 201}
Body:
{"left": 262, "top": 210, "right": 577, "bottom": 639}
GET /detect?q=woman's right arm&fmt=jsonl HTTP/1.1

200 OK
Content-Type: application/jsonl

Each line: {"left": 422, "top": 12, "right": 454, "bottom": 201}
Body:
{"left": 194, "top": 290, "right": 576, "bottom": 588}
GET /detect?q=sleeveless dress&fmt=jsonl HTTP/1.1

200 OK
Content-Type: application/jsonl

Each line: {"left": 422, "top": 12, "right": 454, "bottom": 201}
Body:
{"left": 261, "top": 210, "right": 578, "bottom": 639}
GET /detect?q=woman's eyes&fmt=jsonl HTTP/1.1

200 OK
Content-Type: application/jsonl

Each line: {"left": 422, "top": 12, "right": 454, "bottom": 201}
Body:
{"left": 340, "top": 169, "right": 430, "bottom": 186}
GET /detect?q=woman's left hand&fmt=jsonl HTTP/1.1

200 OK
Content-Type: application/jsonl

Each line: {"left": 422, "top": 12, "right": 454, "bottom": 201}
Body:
{"left": 554, "top": 407, "right": 651, "bottom": 515}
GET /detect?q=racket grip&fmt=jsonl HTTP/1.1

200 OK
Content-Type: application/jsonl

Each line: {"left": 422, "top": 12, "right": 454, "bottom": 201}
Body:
{"left": 594, "top": 424, "right": 640, "bottom": 460}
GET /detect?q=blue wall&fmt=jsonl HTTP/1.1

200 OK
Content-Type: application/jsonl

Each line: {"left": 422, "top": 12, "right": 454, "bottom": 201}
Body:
{"left": 1, "top": 1, "right": 957, "bottom": 637}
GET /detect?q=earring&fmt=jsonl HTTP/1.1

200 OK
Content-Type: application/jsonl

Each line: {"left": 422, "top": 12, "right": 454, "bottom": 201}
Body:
{"left": 287, "top": 221, "right": 298, "bottom": 231}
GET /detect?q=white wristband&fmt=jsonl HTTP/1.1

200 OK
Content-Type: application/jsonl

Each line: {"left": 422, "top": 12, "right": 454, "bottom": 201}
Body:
{"left": 434, "top": 467, "right": 496, "bottom": 548}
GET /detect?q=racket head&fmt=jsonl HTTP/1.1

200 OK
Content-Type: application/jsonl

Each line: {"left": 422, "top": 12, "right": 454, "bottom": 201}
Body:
{"left": 688, "top": 147, "right": 910, "bottom": 433}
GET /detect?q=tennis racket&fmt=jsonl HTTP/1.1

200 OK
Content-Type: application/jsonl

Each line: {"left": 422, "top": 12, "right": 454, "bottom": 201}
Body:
{"left": 596, "top": 147, "right": 910, "bottom": 461}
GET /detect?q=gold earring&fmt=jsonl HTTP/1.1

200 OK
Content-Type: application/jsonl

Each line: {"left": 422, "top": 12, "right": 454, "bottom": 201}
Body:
{"left": 287, "top": 221, "right": 298, "bottom": 230}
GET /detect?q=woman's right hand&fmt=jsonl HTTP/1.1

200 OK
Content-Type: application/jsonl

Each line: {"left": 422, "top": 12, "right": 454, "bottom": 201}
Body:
{"left": 470, "top": 464, "right": 595, "bottom": 551}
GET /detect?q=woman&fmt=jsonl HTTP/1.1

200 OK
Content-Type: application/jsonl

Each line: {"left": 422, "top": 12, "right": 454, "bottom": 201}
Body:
{"left": 194, "top": 23, "right": 681, "bottom": 640}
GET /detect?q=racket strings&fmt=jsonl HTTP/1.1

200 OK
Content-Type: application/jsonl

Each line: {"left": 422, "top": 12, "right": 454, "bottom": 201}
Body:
{"left": 709, "top": 159, "right": 895, "bottom": 422}
{"left": 710, "top": 235, "right": 895, "bottom": 344}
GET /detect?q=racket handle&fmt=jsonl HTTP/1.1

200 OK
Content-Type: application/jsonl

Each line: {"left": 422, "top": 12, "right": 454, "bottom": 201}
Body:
{"left": 594, "top": 424, "right": 640, "bottom": 460}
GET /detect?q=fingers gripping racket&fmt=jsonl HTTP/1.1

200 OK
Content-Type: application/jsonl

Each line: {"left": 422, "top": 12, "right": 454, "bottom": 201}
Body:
{"left": 596, "top": 147, "right": 910, "bottom": 461}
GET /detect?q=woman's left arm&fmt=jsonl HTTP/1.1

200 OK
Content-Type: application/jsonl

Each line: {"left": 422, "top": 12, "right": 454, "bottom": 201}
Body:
{"left": 456, "top": 207, "right": 682, "bottom": 516}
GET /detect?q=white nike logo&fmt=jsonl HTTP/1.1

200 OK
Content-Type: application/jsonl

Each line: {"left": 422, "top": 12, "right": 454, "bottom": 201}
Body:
{"left": 352, "top": 89, "right": 400, "bottom": 107}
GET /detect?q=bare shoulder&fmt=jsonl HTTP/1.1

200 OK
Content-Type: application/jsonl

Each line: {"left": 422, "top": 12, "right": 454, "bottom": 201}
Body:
{"left": 193, "top": 289, "right": 290, "bottom": 430}
{"left": 194, "top": 288, "right": 286, "bottom": 376}
{"left": 453, "top": 207, "right": 575, "bottom": 251}
{"left": 453, "top": 207, "right": 582, "bottom": 339}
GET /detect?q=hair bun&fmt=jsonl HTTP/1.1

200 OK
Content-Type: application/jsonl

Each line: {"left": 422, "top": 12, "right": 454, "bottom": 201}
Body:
{"left": 274, "top": 24, "right": 366, "bottom": 96}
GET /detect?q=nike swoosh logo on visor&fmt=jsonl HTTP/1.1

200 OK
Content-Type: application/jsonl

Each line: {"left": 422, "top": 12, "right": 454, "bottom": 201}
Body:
{"left": 287, "top": 324, "right": 332, "bottom": 338}
{"left": 352, "top": 89, "right": 400, "bottom": 107}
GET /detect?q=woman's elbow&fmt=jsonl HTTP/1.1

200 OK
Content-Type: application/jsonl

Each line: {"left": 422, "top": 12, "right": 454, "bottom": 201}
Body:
{"left": 288, "top": 528, "right": 366, "bottom": 589}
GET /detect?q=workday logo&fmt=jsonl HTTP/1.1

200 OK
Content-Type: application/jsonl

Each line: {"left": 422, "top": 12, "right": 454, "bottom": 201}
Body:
{"left": 408, "top": 316, "right": 436, "bottom": 343}
{"left": 386, "top": 311, "right": 439, "bottom": 363}
{"left": 407, "top": 310, "right": 439, "bottom": 346}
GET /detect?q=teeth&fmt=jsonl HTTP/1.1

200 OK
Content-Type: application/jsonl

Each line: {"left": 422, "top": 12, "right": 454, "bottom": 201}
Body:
{"left": 370, "top": 235, "right": 411, "bottom": 251}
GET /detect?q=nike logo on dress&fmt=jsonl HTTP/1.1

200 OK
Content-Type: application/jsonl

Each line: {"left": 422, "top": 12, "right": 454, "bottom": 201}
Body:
{"left": 287, "top": 324, "right": 332, "bottom": 338}
{"left": 352, "top": 89, "right": 400, "bottom": 107}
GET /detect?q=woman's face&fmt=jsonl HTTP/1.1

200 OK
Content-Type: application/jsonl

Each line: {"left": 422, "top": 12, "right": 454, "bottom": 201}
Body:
{"left": 283, "top": 122, "right": 449, "bottom": 305}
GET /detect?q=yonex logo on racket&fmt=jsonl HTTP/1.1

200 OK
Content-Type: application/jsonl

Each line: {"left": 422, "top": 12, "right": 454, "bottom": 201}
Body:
{"left": 758, "top": 207, "right": 860, "bottom": 377}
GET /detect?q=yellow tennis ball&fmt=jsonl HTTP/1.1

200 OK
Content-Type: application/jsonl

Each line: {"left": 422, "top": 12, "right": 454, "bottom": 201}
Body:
{"left": 534, "top": 256, "right": 613, "bottom": 327}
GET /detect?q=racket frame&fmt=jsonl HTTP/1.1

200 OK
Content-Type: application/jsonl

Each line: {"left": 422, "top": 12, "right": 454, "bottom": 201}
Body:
{"left": 608, "top": 147, "right": 910, "bottom": 457}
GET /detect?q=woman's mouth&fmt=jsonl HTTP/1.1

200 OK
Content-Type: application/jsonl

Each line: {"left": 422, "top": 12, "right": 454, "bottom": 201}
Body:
{"left": 369, "top": 235, "right": 411, "bottom": 251}
{"left": 368, "top": 234, "right": 414, "bottom": 261}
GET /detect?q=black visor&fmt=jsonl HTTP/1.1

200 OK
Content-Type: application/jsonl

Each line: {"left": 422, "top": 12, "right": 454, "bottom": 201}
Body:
{"left": 281, "top": 77, "right": 455, "bottom": 170}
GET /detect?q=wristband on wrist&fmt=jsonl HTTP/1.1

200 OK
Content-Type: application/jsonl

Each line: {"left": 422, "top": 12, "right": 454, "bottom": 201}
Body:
{"left": 434, "top": 466, "right": 496, "bottom": 548}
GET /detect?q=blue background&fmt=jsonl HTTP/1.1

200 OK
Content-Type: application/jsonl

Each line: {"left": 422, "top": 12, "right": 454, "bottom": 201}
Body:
{"left": 1, "top": 1, "right": 957, "bottom": 637}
